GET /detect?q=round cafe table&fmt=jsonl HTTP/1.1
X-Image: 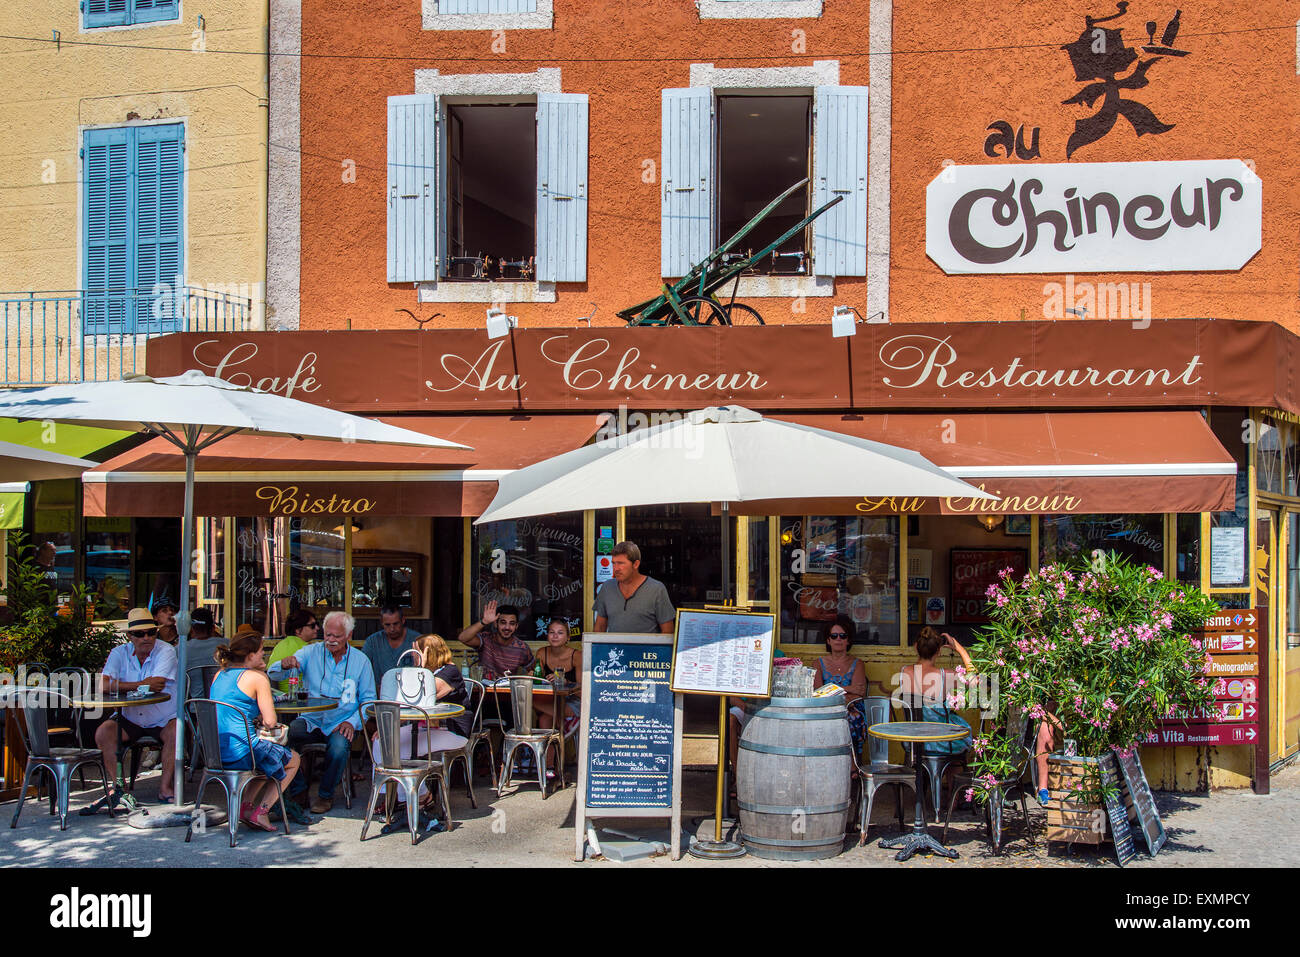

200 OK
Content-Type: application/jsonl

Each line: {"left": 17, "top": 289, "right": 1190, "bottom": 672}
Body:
{"left": 272, "top": 696, "right": 339, "bottom": 715}
{"left": 361, "top": 701, "right": 467, "bottom": 762}
{"left": 483, "top": 677, "right": 579, "bottom": 765}
{"left": 868, "top": 721, "right": 970, "bottom": 861}
{"left": 68, "top": 692, "right": 171, "bottom": 815}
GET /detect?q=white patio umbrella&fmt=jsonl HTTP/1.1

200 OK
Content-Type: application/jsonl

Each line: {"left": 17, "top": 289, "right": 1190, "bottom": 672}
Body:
{"left": 0, "top": 440, "right": 98, "bottom": 482}
{"left": 477, "top": 405, "right": 998, "bottom": 525}
{"left": 476, "top": 405, "right": 997, "bottom": 858}
{"left": 0, "top": 369, "right": 471, "bottom": 806}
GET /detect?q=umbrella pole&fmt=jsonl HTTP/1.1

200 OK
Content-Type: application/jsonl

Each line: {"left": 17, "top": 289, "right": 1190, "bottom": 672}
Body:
{"left": 720, "top": 501, "right": 731, "bottom": 604}
{"left": 172, "top": 437, "right": 196, "bottom": 806}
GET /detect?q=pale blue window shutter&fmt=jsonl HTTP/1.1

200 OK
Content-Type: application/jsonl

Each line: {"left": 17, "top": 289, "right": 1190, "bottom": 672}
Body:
{"left": 84, "top": 127, "right": 133, "bottom": 334}
{"left": 131, "top": 0, "right": 180, "bottom": 24}
{"left": 661, "top": 88, "right": 713, "bottom": 278}
{"left": 812, "top": 86, "right": 869, "bottom": 277}
{"left": 85, "top": 0, "right": 129, "bottom": 28}
{"left": 387, "top": 95, "right": 439, "bottom": 283}
{"left": 536, "top": 93, "right": 588, "bottom": 284}
{"left": 135, "top": 124, "right": 184, "bottom": 332}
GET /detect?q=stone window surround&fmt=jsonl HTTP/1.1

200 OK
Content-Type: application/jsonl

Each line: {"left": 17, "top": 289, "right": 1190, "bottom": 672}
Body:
{"left": 81, "top": 0, "right": 184, "bottom": 34}
{"left": 422, "top": 0, "right": 553, "bottom": 31}
{"left": 688, "top": 61, "right": 840, "bottom": 298}
{"left": 413, "top": 68, "right": 561, "bottom": 304}
{"left": 698, "top": 0, "right": 822, "bottom": 20}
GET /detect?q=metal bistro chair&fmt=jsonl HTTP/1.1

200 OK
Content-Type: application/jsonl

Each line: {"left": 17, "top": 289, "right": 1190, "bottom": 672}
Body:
{"left": 184, "top": 666, "right": 221, "bottom": 780}
{"left": 10, "top": 688, "right": 114, "bottom": 831}
{"left": 942, "top": 742, "right": 1034, "bottom": 854}
{"left": 852, "top": 695, "right": 916, "bottom": 845}
{"left": 185, "top": 698, "right": 291, "bottom": 848}
{"left": 440, "top": 677, "right": 494, "bottom": 806}
{"left": 47, "top": 668, "right": 93, "bottom": 789}
{"left": 497, "top": 677, "right": 563, "bottom": 798}
{"left": 896, "top": 693, "right": 971, "bottom": 823}
{"left": 360, "top": 701, "right": 453, "bottom": 845}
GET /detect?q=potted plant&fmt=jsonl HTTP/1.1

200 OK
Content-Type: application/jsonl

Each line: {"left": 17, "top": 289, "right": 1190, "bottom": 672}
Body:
{"left": 961, "top": 551, "right": 1218, "bottom": 845}
{"left": 0, "top": 532, "right": 121, "bottom": 674}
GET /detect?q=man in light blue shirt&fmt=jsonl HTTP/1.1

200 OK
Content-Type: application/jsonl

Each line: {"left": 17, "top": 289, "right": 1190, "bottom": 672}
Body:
{"left": 268, "top": 610, "right": 375, "bottom": 814}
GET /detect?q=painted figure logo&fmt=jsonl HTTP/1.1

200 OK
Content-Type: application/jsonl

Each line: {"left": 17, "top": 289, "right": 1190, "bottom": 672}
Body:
{"left": 1060, "top": 3, "right": 1189, "bottom": 158}
{"left": 592, "top": 649, "right": 627, "bottom": 679}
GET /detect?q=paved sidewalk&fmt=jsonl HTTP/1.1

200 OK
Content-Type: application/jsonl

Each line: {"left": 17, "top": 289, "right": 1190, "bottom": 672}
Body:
{"left": 0, "top": 762, "right": 1294, "bottom": 868}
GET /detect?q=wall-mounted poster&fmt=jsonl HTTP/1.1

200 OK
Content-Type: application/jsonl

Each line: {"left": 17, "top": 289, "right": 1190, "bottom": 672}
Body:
{"left": 925, "top": 597, "right": 946, "bottom": 626}
{"left": 950, "top": 548, "right": 1030, "bottom": 624}
{"left": 806, "top": 517, "right": 839, "bottom": 575}
{"left": 1005, "top": 516, "right": 1031, "bottom": 536}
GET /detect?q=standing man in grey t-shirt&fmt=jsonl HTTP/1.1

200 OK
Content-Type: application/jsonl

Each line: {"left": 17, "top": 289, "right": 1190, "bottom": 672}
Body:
{"left": 592, "top": 541, "right": 676, "bottom": 634}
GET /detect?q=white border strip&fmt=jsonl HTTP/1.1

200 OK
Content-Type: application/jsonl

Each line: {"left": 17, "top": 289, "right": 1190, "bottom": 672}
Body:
{"left": 945, "top": 463, "right": 1237, "bottom": 478}
{"left": 82, "top": 469, "right": 514, "bottom": 484}
{"left": 0, "top": 483, "right": 30, "bottom": 494}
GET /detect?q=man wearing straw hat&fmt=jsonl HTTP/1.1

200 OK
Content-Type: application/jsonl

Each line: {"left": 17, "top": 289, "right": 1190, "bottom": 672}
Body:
{"left": 84, "top": 608, "right": 179, "bottom": 811}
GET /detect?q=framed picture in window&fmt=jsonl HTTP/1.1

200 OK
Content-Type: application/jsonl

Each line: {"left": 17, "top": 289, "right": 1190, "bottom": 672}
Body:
{"left": 950, "top": 548, "right": 1029, "bottom": 624}
{"left": 1005, "top": 515, "right": 1031, "bottom": 536}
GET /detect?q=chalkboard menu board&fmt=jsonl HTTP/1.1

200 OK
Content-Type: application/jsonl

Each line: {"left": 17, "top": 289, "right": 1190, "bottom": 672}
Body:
{"left": 950, "top": 548, "right": 1029, "bottom": 624}
{"left": 1117, "top": 749, "right": 1166, "bottom": 856}
{"left": 1099, "top": 753, "right": 1138, "bottom": 867}
{"left": 575, "top": 634, "right": 683, "bottom": 861}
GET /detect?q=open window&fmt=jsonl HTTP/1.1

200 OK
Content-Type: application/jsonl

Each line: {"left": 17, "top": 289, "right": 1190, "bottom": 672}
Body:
{"left": 662, "top": 85, "right": 868, "bottom": 281}
{"left": 444, "top": 103, "right": 537, "bottom": 281}
{"left": 387, "top": 92, "right": 587, "bottom": 289}
{"left": 716, "top": 95, "right": 812, "bottom": 275}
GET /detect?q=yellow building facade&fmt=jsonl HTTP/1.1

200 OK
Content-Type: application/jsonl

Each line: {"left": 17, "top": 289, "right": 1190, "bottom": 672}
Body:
{"left": 0, "top": 0, "right": 267, "bottom": 385}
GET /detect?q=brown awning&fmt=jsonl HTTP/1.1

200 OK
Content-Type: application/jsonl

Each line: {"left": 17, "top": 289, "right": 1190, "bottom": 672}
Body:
{"left": 82, "top": 414, "right": 606, "bottom": 517}
{"left": 726, "top": 411, "right": 1237, "bottom": 515}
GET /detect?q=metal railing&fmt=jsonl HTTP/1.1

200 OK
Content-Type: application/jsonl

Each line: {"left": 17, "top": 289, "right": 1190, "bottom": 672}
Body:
{"left": 0, "top": 287, "right": 252, "bottom": 386}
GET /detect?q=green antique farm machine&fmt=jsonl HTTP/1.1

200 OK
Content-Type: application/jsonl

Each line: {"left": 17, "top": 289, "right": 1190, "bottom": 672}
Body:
{"left": 617, "top": 178, "right": 842, "bottom": 326}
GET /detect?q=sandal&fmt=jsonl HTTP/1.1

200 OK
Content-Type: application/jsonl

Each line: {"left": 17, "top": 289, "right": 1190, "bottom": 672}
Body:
{"left": 80, "top": 787, "right": 124, "bottom": 817}
{"left": 245, "top": 805, "right": 277, "bottom": 833}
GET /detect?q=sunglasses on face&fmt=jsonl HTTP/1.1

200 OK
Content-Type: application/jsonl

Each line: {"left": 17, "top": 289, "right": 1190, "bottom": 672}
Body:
{"left": 135, "top": 629, "right": 159, "bottom": 637}
{"left": 829, "top": 633, "right": 848, "bottom": 639}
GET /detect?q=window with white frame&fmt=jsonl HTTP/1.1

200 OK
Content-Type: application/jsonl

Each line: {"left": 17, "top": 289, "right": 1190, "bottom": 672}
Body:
{"left": 83, "top": 123, "right": 185, "bottom": 333}
{"left": 716, "top": 94, "right": 812, "bottom": 275}
{"left": 661, "top": 81, "right": 868, "bottom": 282}
{"left": 422, "top": 0, "right": 553, "bottom": 31}
{"left": 84, "top": 0, "right": 180, "bottom": 29}
{"left": 387, "top": 90, "right": 587, "bottom": 289}
{"left": 698, "top": 0, "right": 823, "bottom": 19}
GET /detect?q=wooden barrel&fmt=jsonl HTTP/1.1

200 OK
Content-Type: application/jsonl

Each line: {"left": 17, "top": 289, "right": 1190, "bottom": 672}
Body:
{"left": 736, "top": 696, "right": 852, "bottom": 860}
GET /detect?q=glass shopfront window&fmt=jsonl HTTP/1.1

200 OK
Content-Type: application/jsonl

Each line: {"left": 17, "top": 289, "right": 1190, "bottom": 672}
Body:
{"left": 1257, "top": 417, "right": 1284, "bottom": 494}
{"left": 83, "top": 518, "right": 131, "bottom": 619}
{"left": 1176, "top": 513, "right": 1201, "bottom": 584}
{"left": 1039, "top": 514, "right": 1164, "bottom": 570}
{"left": 472, "top": 514, "right": 585, "bottom": 639}
{"left": 1289, "top": 513, "right": 1300, "bottom": 649}
{"left": 745, "top": 517, "right": 770, "bottom": 605}
{"left": 779, "top": 515, "right": 899, "bottom": 646}
{"left": 135, "top": 517, "right": 181, "bottom": 613}
{"left": 1208, "top": 408, "right": 1251, "bottom": 592}
{"left": 234, "top": 517, "right": 346, "bottom": 636}
{"left": 625, "top": 503, "right": 732, "bottom": 609}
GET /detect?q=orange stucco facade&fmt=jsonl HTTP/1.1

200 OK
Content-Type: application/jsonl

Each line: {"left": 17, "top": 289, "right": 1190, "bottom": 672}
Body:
{"left": 293, "top": 0, "right": 1299, "bottom": 333}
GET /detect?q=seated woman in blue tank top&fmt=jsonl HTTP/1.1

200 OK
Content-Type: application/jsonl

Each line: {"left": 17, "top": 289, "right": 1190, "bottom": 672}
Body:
{"left": 210, "top": 630, "right": 301, "bottom": 834}
{"left": 812, "top": 616, "right": 869, "bottom": 761}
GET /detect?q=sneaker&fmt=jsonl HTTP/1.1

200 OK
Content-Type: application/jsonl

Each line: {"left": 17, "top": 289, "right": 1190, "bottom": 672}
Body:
{"left": 1037, "top": 788, "right": 1050, "bottom": 807}
{"left": 272, "top": 799, "right": 312, "bottom": 826}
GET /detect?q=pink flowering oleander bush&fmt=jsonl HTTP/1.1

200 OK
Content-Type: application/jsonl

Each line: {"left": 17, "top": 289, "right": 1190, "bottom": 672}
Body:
{"left": 964, "top": 551, "right": 1218, "bottom": 803}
